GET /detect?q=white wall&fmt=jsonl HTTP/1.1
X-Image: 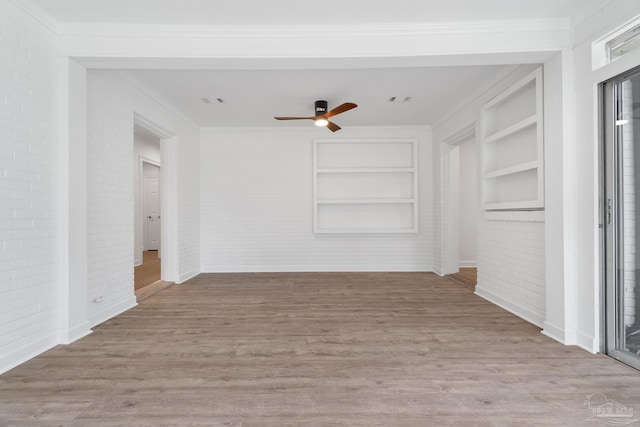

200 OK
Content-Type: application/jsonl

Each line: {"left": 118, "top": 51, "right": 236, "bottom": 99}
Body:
{"left": 133, "top": 133, "right": 161, "bottom": 265}
{"left": 0, "top": 0, "right": 61, "bottom": 374}
{"left": 86, "top": 70, "right": 201, "bottom": 327}
{"left": 458, "top": 138, "right": 478, "bottom": 267}
{"left": 571, "top": 0, "right": 640, "bottom": 351}
{"left": 200, "top": 126, "right": 433, "bottom": 272}
{"left": 433, "top": 64, "right": 549, "bottom": 327}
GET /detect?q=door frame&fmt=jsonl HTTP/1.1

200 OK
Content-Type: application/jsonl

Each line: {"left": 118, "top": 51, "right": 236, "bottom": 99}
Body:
{"left": 441, "top": 122, "right": 478, "bottom": 276}
{"left": 134, "top": 113, "right": 178, "bottom": 283}
{"left": 600, "top": 65, "right": 640, "bottom": 370}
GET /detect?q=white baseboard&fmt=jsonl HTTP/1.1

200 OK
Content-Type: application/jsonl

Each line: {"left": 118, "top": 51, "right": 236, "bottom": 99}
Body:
{"left": 541, "top": 321, "right": 577, "bottom": 346}
{"left": 475, "top": 285, "right": 545, "bottom": 328}
{"left": 88, "top": 294, "right": 137, "bottom": 328}
{"left": 541, "top": 321, "right": 567, "bottom": 344}
{"left": 201, "top": 264, "right": 433, "bottom": 273}
{"left": 459, "top": 261, "right": 477, "bottom": 268}
{"left": 60, "top": 321, "right": 92, "bottom": 345}
{"left": 577, "top": 331, "right": 599, "bottom": 354}
{"left": 0, "top": 331, "right": 59, "bottom": 375}
{"left": 177, "top": 269, "right": 199, "bottom": 284}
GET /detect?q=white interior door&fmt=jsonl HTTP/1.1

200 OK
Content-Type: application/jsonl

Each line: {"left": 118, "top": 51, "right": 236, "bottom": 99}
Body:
{"left": 144, "top": 174, "right": 160, "bottom": 251}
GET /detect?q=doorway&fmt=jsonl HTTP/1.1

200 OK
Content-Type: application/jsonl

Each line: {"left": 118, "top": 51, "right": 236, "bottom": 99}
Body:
{"left": 134, "top": 123, "right": 162, "bottom": 291}
{"left": 602, "top": 65, "right": 640, "bottom": 370}
{"left": 443, "top": 123, "right": 479, "bottom": 288}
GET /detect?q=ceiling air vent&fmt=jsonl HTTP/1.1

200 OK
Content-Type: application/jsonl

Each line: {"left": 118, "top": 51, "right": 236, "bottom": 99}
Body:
{"left": 388, "top": 96, "right": 412, "bottom": 103}
{"left": 201, "top": 97, "right": 225, "bottom": 104}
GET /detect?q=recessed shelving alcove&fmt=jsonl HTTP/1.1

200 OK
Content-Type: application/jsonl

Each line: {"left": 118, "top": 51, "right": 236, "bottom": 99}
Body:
{"left": 313, "top": 139, "right": 418, "bottom": 234}
{"left": 481, "top": 67, "right": 544, "bottom": 210}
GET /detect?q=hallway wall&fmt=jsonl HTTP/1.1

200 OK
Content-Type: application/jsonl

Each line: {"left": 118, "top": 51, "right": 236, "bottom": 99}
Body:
{"left": 0, "top": 0, "right": 61, "bottom": 374}
{"left": 86, "top": 70, "right": 201, "bottom": 327}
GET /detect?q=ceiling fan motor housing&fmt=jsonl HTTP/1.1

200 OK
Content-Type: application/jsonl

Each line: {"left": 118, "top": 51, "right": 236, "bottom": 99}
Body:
{"left": 315, "top": 100, "right": 328, "bottom": 116}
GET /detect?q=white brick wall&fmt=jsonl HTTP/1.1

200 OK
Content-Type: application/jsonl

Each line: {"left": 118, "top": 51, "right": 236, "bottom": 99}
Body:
{"left": 476, "top": 213, "right": 546, "bottom": 325}
{"left": 86, "top": 73, "right": 135, "bottom": 324}
{"left": 200, "top": 126, "right": 433, "bottom": 272}
{"left": 86, "top": 70, "right": 200, "bottom": 326}
{"left": 0, "top": 0, "right": 59, "bottom": 371}
{"left": 433, "top": 64, "right": 548, "bottom": 327}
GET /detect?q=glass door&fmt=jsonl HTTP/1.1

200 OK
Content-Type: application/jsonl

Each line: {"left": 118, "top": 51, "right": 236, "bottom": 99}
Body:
{"left": 603, "top": 66, "right": 640, "bottom": 370}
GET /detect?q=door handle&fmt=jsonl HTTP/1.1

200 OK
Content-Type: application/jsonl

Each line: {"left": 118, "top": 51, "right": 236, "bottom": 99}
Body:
{"left": 148, "top": 216, "right": 152, "bottom": 219}
{"left": 607, "top": 198, "right": 612, "bottom": 225}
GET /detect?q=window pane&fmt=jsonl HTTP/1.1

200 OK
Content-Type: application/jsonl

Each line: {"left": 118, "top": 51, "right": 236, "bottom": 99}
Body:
{"left": 608, "top": 25, "right": 640, "bottom": 62}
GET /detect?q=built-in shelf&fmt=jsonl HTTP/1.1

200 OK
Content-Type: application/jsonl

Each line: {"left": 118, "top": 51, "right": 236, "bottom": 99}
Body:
{"left": 317, "top": 167, "right": 415, "bottom": 173}
{"left": 313, "top": 139, "right": 418, "bottom": 234}
{"left": 317, "top": 198, "right": 415, "bottom": 204}
{"left": 484, "top": 160, "right": 538, "bottom": 179}
{"left": 484, "top": 114, "right": 537, "bottom": 144}
{"left": 315, "top": 228, "right": 418, "bottom": 235}
{"left": 481, "top": 67, "right": 544, "bottom": 211}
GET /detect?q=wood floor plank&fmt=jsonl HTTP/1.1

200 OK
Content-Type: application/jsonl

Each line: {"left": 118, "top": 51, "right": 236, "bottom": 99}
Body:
{"left": 446, "top": 267, "right": 477, "bottom": 290}
{"left": 1, "top": 272, "right": 638, "bottom": 426}
{"left": 134, "top": 250, "right": 161, "bottom": 291}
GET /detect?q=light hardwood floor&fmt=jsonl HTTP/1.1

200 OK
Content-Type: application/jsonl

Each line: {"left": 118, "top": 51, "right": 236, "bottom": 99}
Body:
{"left": 134, "top": 250, "right": 161, "bottom": 291}
{"left": 1, "top": 272, "right": 639, "bottom": 426}
{"left": 446, "top": 267, "right": 477, "bottom": 290}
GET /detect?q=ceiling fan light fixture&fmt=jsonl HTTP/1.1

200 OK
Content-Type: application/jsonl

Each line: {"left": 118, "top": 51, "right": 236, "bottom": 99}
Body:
{"left": 273, "top": 100, "right": 357, "bottom": 133}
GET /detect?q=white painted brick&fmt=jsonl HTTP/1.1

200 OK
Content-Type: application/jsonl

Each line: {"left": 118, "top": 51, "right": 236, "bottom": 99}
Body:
{"left": 86, "top": 70, "right": 200, "bottom": 320}
{"left": 200, "top": 126, "right": 432, "bottom": 272}
{"left": 0, "top": 0, "right": 59, "bottom": 368}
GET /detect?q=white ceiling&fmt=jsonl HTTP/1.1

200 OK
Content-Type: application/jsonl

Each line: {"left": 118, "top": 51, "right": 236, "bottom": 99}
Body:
{"left": 122, "top": 65, "right": 508, "bottom": 127}
{"left": 30, "top": 0, "right": 589, "bottom": 26}
{"left": 27, "top": 0, "right": 593, "bottom": 129}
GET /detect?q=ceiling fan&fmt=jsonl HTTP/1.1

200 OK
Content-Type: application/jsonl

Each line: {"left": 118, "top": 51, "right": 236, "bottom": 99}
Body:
{"left": 274, "top": 100, "right": 357, "bottom": 132}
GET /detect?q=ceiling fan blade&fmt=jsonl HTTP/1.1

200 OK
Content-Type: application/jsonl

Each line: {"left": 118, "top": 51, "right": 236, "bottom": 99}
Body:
{"left": 326, "top": 121, "right": 341, "bottom": 132}
{"left": 326, "top": 102, "right": 357, "bottom": 118}
{"left": 273, "top": 116, "right": 314, "bottom": 120}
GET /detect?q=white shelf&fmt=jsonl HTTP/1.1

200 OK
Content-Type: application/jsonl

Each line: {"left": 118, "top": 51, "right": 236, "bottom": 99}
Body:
{"left": 317, "top": 198, "right": 415, "bottom": 204}
{"left": 313, "top": 139, "right": 418, "bottom": 234}
{"left": 481, "top": 67, "right": 544, "bottom": 211}
{"left": 484, "top": 160, "right": 539, "bottom": 179}
{"left": 317, "top": 168, "right": 415, "bottom": 173}
{"left": 483, "top": 200, "right": 544, "bottom": 211}
{"left": 484, "top": 114, "right": 537, "bottom": 144}
{"left": 315, "top": 228, "right": 418, "bottom": 234}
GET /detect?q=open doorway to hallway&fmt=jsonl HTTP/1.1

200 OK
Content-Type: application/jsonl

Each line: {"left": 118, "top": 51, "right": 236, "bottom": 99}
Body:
{"left": 133, "top": 123, "right": 162, "bottom": 293}
{"left": 443, "top": 124, "right": 479, "bottom": 289}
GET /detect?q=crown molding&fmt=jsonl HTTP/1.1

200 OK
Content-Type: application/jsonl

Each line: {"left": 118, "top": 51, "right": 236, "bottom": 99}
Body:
{"left": 7, "top": 0, "right": 61, "bottom": 33}
{"left": 3, "top": 2, "right": 571, "bottom": 47}
{"left": 56, "top": 19, "right": 570, "bottom": 38}
{"left": 569, "top": 0, "right": 616, "bottom": 30}
{"left": 432, "top": 64, "right": 522, "bottom": 128}
{"left": 115, "top": 71, "right": 200, "bottom": 131}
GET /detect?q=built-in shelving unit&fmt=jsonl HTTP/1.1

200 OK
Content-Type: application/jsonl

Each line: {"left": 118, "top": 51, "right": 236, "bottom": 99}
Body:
{"left": 481, "top": 67, "right": 544, "bottom": 210}
{"left": 313, "top": 139, "right": 418, "bottom": 234}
